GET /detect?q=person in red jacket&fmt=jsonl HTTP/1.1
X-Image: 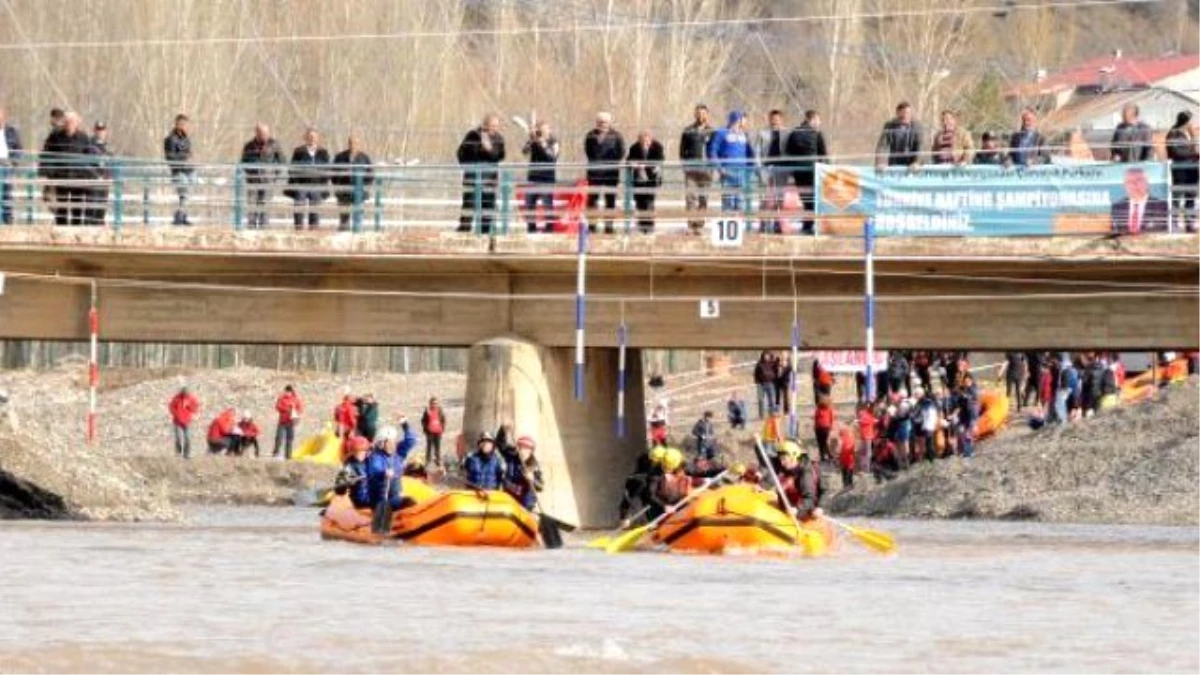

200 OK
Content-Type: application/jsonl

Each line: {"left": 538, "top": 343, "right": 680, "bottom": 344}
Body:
{"left": 207, "top": 407, "right": 240, "bottom": 455}
{"left": 857, "top": 404, "right": 878, "bottom": 474}
{"left": 238, "top": 414, "right": 261, "bottom": 457}
{"left": 334, "top": 394, "right": 358, "bottom": 441}
{"left": 274, "top": 384, "right": 304, "bottom": 459}
{"left": 813, "top": 396, "right": 835, "bottom": 463}
{"left": 168, "top": 386, "right": 201, "bottom": 459}
{"left": 420, "top": 396, "right": 447, "bottom": 467}
{"left": 835, "top": 422, "right": 856, "bottom": 489}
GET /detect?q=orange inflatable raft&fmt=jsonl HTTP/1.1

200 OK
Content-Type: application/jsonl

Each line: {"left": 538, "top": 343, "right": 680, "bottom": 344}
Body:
{"left": 651, "top": 484, "right": 836, "bottom": 556}
{"left": 321, "top": 485, "right": 538, "bottom": 548}
{"left": 973, "top": 390, "right": 1010, "bottom": 440}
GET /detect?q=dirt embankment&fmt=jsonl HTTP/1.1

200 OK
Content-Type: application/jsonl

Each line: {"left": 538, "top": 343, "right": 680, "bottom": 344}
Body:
{"left": 0, "top": 366, "right": 466, "bottom": 520}
{"left": 825, "top": 380, "right": 1199, "bottom": 526}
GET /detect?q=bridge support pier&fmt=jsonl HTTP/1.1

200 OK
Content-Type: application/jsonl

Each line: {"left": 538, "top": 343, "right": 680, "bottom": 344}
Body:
{"left": 462, "top": 336, "right": 646, "bottom": 528}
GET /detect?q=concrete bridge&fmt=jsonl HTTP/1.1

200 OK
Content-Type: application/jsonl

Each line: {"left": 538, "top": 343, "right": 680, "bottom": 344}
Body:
{"left": 0, "top": 226, "right": 1195, "bottom": 526}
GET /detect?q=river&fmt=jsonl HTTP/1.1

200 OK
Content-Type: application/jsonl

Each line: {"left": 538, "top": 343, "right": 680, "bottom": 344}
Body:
{"left": 0, "top": 508, "right": 1196, "bottom": 673}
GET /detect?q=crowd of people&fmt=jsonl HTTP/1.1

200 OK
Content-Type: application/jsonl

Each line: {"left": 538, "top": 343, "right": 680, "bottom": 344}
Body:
{"left": 165, "top": 383, "right": 544, "bottom": 513}
{"left": 1, "top": 100, "right": 1195, "bottom": 231}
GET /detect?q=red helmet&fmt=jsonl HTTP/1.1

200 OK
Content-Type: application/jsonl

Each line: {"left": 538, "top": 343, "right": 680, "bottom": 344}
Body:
{"left": 516, "top": 435, "right": 537, "bottom": 451}
{"left": 350, "top": 436, "right": 371, "bottom": 453}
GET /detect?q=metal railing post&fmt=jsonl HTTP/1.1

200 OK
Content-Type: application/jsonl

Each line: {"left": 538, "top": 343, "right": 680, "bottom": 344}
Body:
{"left": 25, "top": 166, "right": 35, "bottom": 224}
{"left": 352, "top": 165, "right": 364, "bottom": 234}
{"left": 623, "top": 166, "right": 634, "bottom": 234}
{"left": 233, "top": 165, "right": 244, "bottom": 231}
{"left": 374, "top": 176, "right": 384, "bottom": 232}
{"left": 472, "top": 166, "right": 483, "bottom": 235}
{"left": 142, "top": 169, "right": 150, "bottom": 226}
{"left": 499, "top": 168, "right": 512, "bottom": 235}
{"left": 0, "top": 165, "right": 7, "bottom": 225}
{"left": 112, "top": 160, "right": 124, "bottom": 232}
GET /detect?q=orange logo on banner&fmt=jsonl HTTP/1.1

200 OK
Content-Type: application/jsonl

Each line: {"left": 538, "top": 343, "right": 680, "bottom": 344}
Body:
{"left": 822, "top": 167, "right": 861, "bottom": 211}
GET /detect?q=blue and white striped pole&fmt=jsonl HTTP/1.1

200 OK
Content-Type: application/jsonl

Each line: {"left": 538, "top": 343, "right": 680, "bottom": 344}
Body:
{"left": 616, "top": 321, "right": 627, "bottom": 437}
{"left": 789, "top": 319, "right": 800, "bottom": 438}
{"left": 574, "top": 219, "right": 589, "bottom": 401}
{"left": 864, "top": 217, "right": 877, "bottom": 404}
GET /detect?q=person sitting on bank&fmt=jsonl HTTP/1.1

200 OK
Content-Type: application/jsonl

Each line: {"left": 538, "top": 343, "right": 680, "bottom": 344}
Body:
{"left": 650, "top": 447, "right": 691, "bottom": 515}
{"left": 502, "top": 435, "right": 544, "bottom": 511}
{"left": 206, "top": 407, "right": 240, "bottom": 455}
{"left": 776, "top": 440, "right": 823, "bottom": 521}
{"left": 726, "top": 393, "right": 747, "bottom": 430}
{"left": 691, "top": 410, "right": 717, "bottom": 461}
{"left": 237, "top": 413, "right": 261, "bottom": 457}
{"left": 335, "top": 436, "right": 372, "bottom": 508}
{"left": 835, "top": 422, "right": 856, "bottom": 490}
{"left": 619, "top": 446, "right": 666, "bottom": 527}
{"left": 464, "top": 431, "right": 506, "bottom": 490}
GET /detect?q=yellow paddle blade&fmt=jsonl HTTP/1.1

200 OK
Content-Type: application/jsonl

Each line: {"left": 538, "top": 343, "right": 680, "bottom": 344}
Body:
{"left": 585, "top": 535, "right": 612, "bottom": 549}
{"left": 847, "top": 525, "right": 896, "bottom": 554}
{"left": 605, "top": 524, "right": 651, "bottom": 554}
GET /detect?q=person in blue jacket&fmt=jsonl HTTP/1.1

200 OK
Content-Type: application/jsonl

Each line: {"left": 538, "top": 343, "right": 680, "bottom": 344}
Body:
{"left": 707, "top": 110, "right": 755, "bottom": 212}
{"left": 464, "top": 431, "right": 506, "bottom": 490}
{"left": 337, "top": 435, "right": 372, "bottom": 508}
{"left": 366, "top": 420, "right": 419, "bottom": 510}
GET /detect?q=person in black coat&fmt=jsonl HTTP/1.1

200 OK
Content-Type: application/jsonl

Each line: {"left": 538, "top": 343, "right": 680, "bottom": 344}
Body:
{"left": 521, "top": 121, "right": 560, "bottom": 233}
{"left": 163, "top": 114, "right": 194, "bottom": 225}
{"left": 1166, "top": 111, "right": 1198, "bottom": 232}
{"left": 875, "top": 102, "right": 923, "bottom": 168}
{"left": 457, "top": 114, "right": 506, "bottom": 234}
{"left": 39, "top": 111, "right": 94, "bottom": 226}
{"left": 784, "top": 110, "right": 829, "bottom": 234}
{"left": 584, "top": 112, "right": 625, "bottom": 233}
{"left": 85, "top": 121, "right": 112, "bottom": 226}
{"left": 626, "top": 130, "right": 664, "bottom": 233}
{"left": 1110, "top": 104, "right": 1154, "bottom": 164}
{"left": 239, "top": 124, "right": 286, "bottom": 229}
{"left": 285, "top": 127, "right": 331, "bottom": 230}
{"left": 331, "top": 135, "right": 374, "bottom": 231}
{"left": 0, "top": 105, "right": 23, "bottom": 225}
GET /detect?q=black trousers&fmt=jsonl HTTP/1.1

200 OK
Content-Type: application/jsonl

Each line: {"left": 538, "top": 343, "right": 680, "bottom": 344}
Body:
{"left": 54, "top": 185, "right": 89, "bottom": 225}
{"left": 458, "top": 178, "right": 497, "bottom": 233}
{"left": 633, "top": 190, "right": 656, "bottom": 232}
{"left": 86, "top": 186, "right": 108, "bottom": 226}
{"left": 586, "top": 181, "right": 618, "bottom": 233}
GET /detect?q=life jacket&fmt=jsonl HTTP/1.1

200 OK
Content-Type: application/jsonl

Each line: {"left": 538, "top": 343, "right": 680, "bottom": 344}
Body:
{"left": 424, "top": 406, "right": 443, "bottom": 435}
{"left": 657, "top": 472, "right": 691, "bottom": 505}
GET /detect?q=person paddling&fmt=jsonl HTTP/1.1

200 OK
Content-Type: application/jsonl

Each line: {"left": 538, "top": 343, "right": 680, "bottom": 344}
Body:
{"left": 502, "top": 435, "right": 544, "bottom": 510}
{"left": 618, "top": 446, "right": 666, "bottom": 527}
{"left": 776, "top": 441, "right": 823, "bottom": 521}
{"left": 335, "top": 436, "right": 372, "bottom": 508}
{"left": 649, "top": 448, "right": 692, "bottom": 515}
{"left": 464, "top": 432, "right": 506, "bottom": 490}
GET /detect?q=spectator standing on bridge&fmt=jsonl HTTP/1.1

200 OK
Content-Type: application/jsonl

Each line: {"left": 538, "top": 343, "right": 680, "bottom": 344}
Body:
{"left": 521, "top": 120, "right": 559, "bottom": 233}
{"left": 168, "top": 386, "right": 201, "bottom": 459}
{"left": 331, "top": 134, "right": 374, "bottom": 232}
{"left": 1007, "top": 108, "right": 1050, "bottom": 167}
{"left": 456, "top": 114, "right": 506, "bottom": 233}
{"left": 1110, "top": 104, "right": 1154, "bottom": 163}
{"left": 680, "top": 104, "right": 715, "bottom": 234}
{"left": 584, "top": 112, "right": 625, "bottom": 233}
{"left": 626, "top": 130, "right": 664, "bottom": 233}
{"left": 286, "top": 127, "right": 331, "bottom": 230}
{"left": 708, "top": 110, "right": 755, "bottom": 213}
{"left": 930, "top": 110, "right": 974, "bottom": 165}
{"left": 974, "top": 132, "right": 1004, "bottom": 165}
{"left": 785, "top": 110, "right": 828, "bottom": 235}
{"left": 40, "top": 112, "right": 93, "bottom": 226}
{"left": 239, "top": 123, "right": 285, "bottom": 229}
{"left": 273, "top": 384, "right": 303, "bottom": 459}
{"left": 0, "top": 106, "right": 23, "bottom": 225}
{"left": 163, "top": 114, "right": 194, "bottom": 226}
{"left": 1166, "top": 111, "right": 1198, "bottom": 232}
{"left": 756, "top": 109, "right": 787, "bottom": 234}
{"left": 85, "top": 121, "right": 112, "bottom": 226}
{"left": 875, "top": 102, "right": 923, "bottom": 169}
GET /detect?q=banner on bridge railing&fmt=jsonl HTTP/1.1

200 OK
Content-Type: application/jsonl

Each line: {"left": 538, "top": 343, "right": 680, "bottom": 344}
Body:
{"left": 814, "top": 162, "right": 1173, "bottom": 236}
{"left": 804, "top": 350, "right": 887, "bottom": 374}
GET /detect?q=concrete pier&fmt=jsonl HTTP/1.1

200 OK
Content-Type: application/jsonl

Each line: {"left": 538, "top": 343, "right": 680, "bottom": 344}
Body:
{"left": 462, "top": 337, "right": 645, "bottom": 528}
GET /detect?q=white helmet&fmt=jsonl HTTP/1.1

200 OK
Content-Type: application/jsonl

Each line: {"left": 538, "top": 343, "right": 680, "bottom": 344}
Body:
{"left": 374, "top": 426, "right": 398, "bottom": 445}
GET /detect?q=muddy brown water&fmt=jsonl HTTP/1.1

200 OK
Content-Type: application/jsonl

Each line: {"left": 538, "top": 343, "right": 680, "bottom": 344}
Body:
{"left": 0, "top": 508, "right": 1196, "bottom": 673}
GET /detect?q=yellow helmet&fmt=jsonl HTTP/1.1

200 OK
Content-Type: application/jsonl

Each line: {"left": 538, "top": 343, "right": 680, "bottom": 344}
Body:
{"left": 649, "top": 446, "right": 668, "bottom": 465}
{"left": 662, "top": 448, "right": 685, "bottom": 472}
{"left": 779, "top": 440, "right": 803, "bottom": 459}
{"left": 730, "top": 462, "right": 747, "bottom": 476}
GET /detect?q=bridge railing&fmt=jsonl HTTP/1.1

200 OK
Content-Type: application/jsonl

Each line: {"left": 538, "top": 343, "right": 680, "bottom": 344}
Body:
{"left": 1, "top": 155, "right": 1196, "bottom": 235}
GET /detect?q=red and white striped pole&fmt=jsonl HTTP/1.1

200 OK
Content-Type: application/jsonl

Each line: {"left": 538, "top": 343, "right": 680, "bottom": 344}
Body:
{"left": 87, "top": 280, "right": 99, "bottom": 444}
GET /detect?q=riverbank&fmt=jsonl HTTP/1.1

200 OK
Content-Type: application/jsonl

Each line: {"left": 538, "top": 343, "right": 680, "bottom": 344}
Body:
{"left": 825, "top": 379, "right": 1199, "bottom": 526}
{"left": 0, "top": 366, "right": 464, "bottom": 520}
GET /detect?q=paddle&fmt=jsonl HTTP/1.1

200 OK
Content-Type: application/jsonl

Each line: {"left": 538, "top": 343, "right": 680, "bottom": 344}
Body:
{"left": 441, "top": 472, "right": 577, "bottom": 545}
{"left": 371, "top": 469, "right": 395, "bottom": 535}
{"left": 752, "top": 434, "right": 805, "bottom": 543}
{"left": 586, "top": 504, "right": 652, "bottom": 550}
{"left": 603, "top": 470, "right": 731, "bottom": 554}
{"left": 822, "top": 515, "right": 897, "bottom": 555}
